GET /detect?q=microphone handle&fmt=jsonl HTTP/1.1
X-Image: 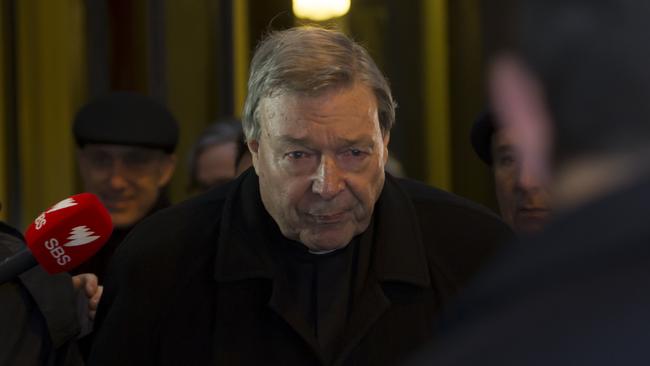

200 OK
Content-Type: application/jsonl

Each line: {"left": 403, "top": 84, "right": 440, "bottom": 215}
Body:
{"left": 0, "top": 249, "right": 38, "bottom": 285}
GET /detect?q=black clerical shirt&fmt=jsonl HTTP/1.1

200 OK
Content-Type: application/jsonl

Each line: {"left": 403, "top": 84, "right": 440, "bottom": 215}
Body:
{"left": 263, "top": 211, "right": 368, "bottom": 364}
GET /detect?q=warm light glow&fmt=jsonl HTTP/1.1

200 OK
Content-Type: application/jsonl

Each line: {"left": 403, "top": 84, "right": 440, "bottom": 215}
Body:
{"left": 292, "top": 0, "right": 351, "bottom": 21}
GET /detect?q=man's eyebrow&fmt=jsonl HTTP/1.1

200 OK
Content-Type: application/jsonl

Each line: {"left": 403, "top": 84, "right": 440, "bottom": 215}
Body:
{"left": 276, "top": 136, "right": 311, "bottom": 147}
{"left": 273, "top": 136, "right": 320, "bottom": 153}
{"left": 276, "top": 135, "right": 376, "bottom": 148}
{"left": 336, "top": 136, "right": 376, "bottom": 148}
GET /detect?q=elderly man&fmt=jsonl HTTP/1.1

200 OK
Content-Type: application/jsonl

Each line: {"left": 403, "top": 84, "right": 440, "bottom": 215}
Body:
{"left": 72, "top": 92, "right": 178, "bottom": 283}
{"left": 89, "top": 27, "right": 510, "bottom": 365}
{"left": 471, "top": 111, "right": 550, "bottom": 233}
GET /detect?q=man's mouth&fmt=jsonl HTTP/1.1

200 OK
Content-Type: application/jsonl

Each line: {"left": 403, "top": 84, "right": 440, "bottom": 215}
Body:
{"left": 516, "top": 207, "right": 550, "bottom": 222}
{"left": 518, "top": 207, "right": 549, "bottom": 215}
{"left": 309, "top": 211, "right": 348, "bottom": 224}
{"left": 102, "top": 196, "right": 132, "bottom": 210}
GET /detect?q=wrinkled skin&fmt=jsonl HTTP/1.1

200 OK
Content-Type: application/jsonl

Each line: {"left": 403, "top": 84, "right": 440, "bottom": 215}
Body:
{"left": 249, "top": 84, "right": 390, "bottom": 252}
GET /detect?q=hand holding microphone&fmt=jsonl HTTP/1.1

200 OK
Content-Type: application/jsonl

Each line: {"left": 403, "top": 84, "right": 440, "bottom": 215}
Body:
{"left": 72, "top": 272, "right": 103, "bottom": 320}
{"left": 0, "top": 193, "right": 113, "bottom": 284}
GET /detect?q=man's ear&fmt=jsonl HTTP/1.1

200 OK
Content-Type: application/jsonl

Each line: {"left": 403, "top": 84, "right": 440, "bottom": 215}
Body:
{"left": 157, "top": 154, "right": 177, "bottom": 187}
{"left": 248, "top": 139, "right": 259, "bottom": 154}
{"left": 248, "top": 139, "right": 260, "bottom": 172}
{"left": 382, "top": 132, "right": 390, "bottom": 165}
{"left": 489, "top": 54, "right": 553, "bottom": 185}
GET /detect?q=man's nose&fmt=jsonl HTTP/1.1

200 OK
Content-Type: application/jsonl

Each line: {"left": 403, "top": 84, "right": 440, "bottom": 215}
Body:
{"left": 107, "top": 160, "right": 130, "bottom": 189}
{"left": 515, "top": 161, "right": 542, "bottom": 192}
{"left": 312, "top": 156, "right": 345, "bottom": 200}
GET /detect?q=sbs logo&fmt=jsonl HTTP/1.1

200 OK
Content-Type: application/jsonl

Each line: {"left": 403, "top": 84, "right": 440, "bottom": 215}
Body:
{"left": 46, "top": 225, "right": 101, "bottom": 266}
{"left": 34, "top": 198, "right": 78, "bottom": 231}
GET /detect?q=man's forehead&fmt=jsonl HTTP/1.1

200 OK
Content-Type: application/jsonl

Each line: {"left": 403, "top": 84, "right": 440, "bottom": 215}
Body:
{"left": 259, "top": 93, "right": 379, "bottom": 139}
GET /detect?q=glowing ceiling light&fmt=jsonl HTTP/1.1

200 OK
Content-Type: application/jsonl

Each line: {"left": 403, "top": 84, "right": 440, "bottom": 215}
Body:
{"left": 292, "top": 0, "right": 351, "bottom": 21}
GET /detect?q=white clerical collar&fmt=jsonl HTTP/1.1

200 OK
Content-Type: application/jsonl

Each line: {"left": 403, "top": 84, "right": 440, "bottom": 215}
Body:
{"left": 308, "top": 248, "right": 338, "bottom": 255}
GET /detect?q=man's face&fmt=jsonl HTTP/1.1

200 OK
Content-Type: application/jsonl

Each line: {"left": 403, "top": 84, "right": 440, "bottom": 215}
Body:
{"left": 77, "top": 144, "right": 176, "bottom": 229}
{"left": 249, "top": 83, "right": 389, "bottom": 252}
{"left": 492, "top": 127, "right": 550, "bottom": 234}
{"left": 196, "top": 141, "right": 238, "bottom": 191}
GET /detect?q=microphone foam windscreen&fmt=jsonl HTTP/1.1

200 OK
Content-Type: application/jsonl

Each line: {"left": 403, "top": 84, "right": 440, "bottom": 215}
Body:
{"left": 24, "top": 193, "right": 113, "bottom": 274}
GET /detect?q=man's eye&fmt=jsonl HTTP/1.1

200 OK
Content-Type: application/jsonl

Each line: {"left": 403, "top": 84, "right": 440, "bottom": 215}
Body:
{"left": 498, "top": 155, "right": 515, "bottom": 166}
{"left": 87, "top": 152, "right": 112, "bottom": 167}
{"left": 286, "top": 151, "right": 307, "bottom": 160}
{"left": 343, "top": 149, "right": 366, "bottom": 158}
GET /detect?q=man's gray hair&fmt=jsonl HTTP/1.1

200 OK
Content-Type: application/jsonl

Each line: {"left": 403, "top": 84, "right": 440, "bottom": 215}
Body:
{"left": 242, "top": 27, "right": 396, "bottom": 140}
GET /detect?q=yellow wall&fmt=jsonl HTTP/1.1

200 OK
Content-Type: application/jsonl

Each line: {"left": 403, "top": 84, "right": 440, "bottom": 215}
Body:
{"left": 0, "top": 1, "right": 7, "bottom": 222}
{"left": 15, "top": 0, "right": 86, "bottom": 227}
{"left": 233, "top": 0, "right": 249, "bottom": 117}
{"left": 165, "top": 0, "right": 219, "bottom": 199}
{"left": 422, "top": 0, "right": 451, "bottom": 190}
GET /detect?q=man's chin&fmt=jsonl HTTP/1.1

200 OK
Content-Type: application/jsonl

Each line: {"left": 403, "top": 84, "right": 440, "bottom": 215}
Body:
{"left": 299, "top": 229, "right": 356, "bottom": 253}
{"left": 514, "top": 216, "right": 547, "bottom": 234}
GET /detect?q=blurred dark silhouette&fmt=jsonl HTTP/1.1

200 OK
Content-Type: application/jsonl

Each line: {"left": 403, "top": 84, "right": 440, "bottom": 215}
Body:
{"left": 470, "top": 111, "right": 550, "bottom": 234}
{"left": 407, "top": 1, "right": 650, "bottom": 365}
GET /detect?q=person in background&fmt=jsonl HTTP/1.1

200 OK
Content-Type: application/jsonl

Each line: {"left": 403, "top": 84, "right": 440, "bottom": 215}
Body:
{"left": 89, "top": 26, "right": 511, "bottom": 366}
{"left": 188, "top": 118, "right": 245, "bottom": 192}
{"left": 471, "top": 111, "right": 550, "bottom": 233}
{"left": 407, "top": 1, "right": 650, "bottom": 365}
{"left": 72, "top": 92, "right": 178, "bottom": 283}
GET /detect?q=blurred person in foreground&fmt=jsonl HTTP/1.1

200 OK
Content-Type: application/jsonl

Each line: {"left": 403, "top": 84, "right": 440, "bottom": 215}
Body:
{"left": 71, "top": 92, "right": 178, "bottom": 283}
{"left": 89, "top": 27, "right": 511, "bottom": 365}
{"left": 0, "top": 213, "right": 101, "bottom": 365}
{"left": 188, "top": 118, "right": 246, "bottom": 193}
{"left": 471, "top": 111, "right": 550, "bottom": 234}
{"left": 407, "top": 1, "right": 650, "bottom": 365}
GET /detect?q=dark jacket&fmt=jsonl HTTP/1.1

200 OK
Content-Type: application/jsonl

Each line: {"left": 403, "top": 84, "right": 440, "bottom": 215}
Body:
{"left": 72, "top": 194, "right": 171, "bottom": 284}
{"left": 0, "top": 222, "right": 84, "bottom": 366}
{"left": 406, "top": 177, "right": 650, "bottom": 366}
{"left": 89, "top": 170, "right": 511, "bottom": 366}
{"left": 72, "top": 194, "right": 171, "bottom": 361}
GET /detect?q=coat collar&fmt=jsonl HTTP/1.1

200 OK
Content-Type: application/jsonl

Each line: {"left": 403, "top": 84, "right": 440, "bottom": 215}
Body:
{"left": 213, "top": 170, "right": 430, "bottom": 289}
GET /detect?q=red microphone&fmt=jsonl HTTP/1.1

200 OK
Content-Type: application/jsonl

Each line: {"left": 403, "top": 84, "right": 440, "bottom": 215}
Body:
{"left": 0, "top": 193, "right": 113, "bottom": 283}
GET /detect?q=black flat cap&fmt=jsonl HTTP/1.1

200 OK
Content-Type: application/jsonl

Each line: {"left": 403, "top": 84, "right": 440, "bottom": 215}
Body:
{"left": 470, "top": 111, "right": 496, "bottom": 165}
{"left": 73, "top": 92, "right": 179, "bottom": 153}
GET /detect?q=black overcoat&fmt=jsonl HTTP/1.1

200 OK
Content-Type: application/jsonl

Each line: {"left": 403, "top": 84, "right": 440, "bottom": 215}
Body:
{"left": 89, "top": 170, "right": 511, "bottom": 365}
{"left": 406, "top": 177, "right": 650, "bottom": 366}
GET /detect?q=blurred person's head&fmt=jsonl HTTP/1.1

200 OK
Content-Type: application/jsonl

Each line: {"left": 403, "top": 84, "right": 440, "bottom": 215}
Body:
{"left": 73, "top": 92, "right": 178, "bottom": 229}
{"left": 188, "top": 119, "right": 243, "bottom": 192}
{"left": 242, "top": 27, "right": 395, "bottom": 252}
{"left": 489, "top": 1, "right": 650, "bottom": 210}
{"left": 385, "top": 154, "right": 406, "bottom": 178}
{"left": 471, "top": 112, "right": 550, "bottom": 233}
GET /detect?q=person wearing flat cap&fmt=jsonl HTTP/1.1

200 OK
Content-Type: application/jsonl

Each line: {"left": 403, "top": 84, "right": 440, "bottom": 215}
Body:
{"left": 470, "top": 111, "right": 550, "bottom": 234}
{"left": 71, "top": 92, "right": 178, "bottom": 283}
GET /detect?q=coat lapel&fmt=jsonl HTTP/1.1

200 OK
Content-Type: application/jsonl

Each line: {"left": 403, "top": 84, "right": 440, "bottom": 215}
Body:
{"left": 213, "top": 171, "right": 325, "bottom": 362}
{"left": 268, "top": 272, "right": 325, "bottom": 363}
{"left": 334, "top": 175, "right": 433, "bottom": 364}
